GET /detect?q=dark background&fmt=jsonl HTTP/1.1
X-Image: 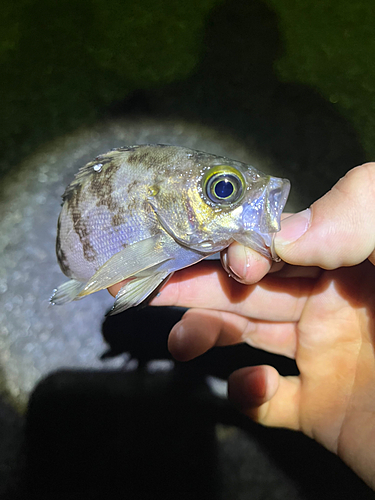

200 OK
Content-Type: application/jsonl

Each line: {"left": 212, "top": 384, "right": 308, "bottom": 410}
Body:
{"left": 2, "top": 0, "right": 374, "bottom": 175}
{"left": 1, "top": 0, "right": 375, "bottom": 498}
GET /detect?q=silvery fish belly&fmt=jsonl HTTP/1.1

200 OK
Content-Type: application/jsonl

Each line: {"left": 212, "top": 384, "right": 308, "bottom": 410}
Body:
{"left": 51, "top": 144, "right": 290, "bottom": 315}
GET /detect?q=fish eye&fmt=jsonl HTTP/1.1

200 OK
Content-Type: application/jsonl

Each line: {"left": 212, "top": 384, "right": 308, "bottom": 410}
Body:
{"left": 203, "top": 166, "right": 245, "bottom": 205}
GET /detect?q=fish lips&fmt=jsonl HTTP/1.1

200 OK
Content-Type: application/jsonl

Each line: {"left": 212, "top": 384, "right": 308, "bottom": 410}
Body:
{"left": 235, "top": 176, "right": 291, "bottom": 260}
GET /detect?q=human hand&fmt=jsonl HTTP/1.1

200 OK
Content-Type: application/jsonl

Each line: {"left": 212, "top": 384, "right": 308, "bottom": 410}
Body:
{"left": 108, "top": 163, "right": 375, "bottom": 489}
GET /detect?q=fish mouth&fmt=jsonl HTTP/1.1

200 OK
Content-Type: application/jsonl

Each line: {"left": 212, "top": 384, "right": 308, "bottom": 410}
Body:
{"left": 235, "top": 176, "right": 290, "bottom": 260}
{"left": 233, "top": 231, "right": 277, "bottom": 260}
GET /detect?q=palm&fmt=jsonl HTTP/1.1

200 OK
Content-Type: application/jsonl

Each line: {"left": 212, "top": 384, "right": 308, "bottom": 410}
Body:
{"left": 148, "top": 259, "right": 375, "bottom": 476}
{"left": 110, "top": 257, "right": 375, "bottom": 486}
{"left": 293, "top": 261, "right": 375, "bottom": 475}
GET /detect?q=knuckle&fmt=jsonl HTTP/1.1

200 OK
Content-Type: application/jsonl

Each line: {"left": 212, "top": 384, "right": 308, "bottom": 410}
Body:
{"left": 339, "top": 163, "right": 375, "bottom": 201}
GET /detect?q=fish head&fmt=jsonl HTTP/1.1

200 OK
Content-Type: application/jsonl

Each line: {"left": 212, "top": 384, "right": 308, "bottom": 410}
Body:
{"left": 150, "top": 151, "right": 290, "bottom": 259}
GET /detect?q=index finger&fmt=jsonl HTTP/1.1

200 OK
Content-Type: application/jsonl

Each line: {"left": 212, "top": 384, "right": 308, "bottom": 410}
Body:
{"left": 223, "top": 213, "right": 291, "bottom": 283}
{"left": 150, "top": 261, "right": 312, "bottom": 322}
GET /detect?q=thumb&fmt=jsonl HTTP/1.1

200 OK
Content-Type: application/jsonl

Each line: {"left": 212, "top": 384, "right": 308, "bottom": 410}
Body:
{"left": 228, "top": 366, "right": 301, "bottom": 430}
{"left": 275, "top": 163, "right": 375, "bottom": 269}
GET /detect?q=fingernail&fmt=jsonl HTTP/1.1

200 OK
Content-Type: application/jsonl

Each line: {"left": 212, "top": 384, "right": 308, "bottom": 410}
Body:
{"left": 276, "top": 208, "right": 311, "bottom": 245}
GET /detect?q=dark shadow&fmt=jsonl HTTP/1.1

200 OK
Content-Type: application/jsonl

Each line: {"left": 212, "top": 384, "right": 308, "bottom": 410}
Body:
{"left": 0, "top": 390, "right": 25, "bottom": 500}
{"left": 101, "top": 305, "right": 299, "bottom": 379}
{"left": 22, "top": 362, "right": 375, "bottom": 500}
{"left": 25, "top": 369, "right": 220, "bottom": 500}
{"left": 100, "top": 306, "right": 180, "bottom": 365}
{"left": 108, "top": 0, "right": 365, "bottom": 206}
{"left": 219, "top": 407, "right": 375, "bottom": 500}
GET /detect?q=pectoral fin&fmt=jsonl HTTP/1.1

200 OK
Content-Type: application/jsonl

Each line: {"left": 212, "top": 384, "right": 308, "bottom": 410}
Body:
{"left": 78, "top": 233, "right": 176, "bottom": 297}
{"left": 108, "top": 271, "right": 172, "bottom": 315}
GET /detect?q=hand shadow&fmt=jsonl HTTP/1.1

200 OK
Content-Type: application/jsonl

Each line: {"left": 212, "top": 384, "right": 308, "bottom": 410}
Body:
{"left": 101, "top": 303, "right": 298, "bottom": 380}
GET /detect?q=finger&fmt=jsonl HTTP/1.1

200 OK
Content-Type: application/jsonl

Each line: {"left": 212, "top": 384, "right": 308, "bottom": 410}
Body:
{"left": 222, "top": 212, "right": 292, "bottom": 282}
{"left": 107, "top": 262, "right": 320, "bottom": 302}
{"left": 228, "top": 366, "right": 301, "bottom": 430}
{"left": 106, "top": 253, "right": 264, "bottom": 298}
{"left": 168, "top": 308, "right": 297, "bottom": 361}
{"left": 275, "top": 163, "right": 375, "bottom": 269}
{"left": 221, "top": 242, "right": 272, "bottom": 284}
{"left": 108, "top": 252, "right": 272, "bottom": 299}
{"left": 269, "top": 264, "right": 322, "bottom": 279}
{"left": 151, "top": 262, "right": 312, "bottom": 322}
{"left": 108, "top": 281, "right": 123, "bottom": 297}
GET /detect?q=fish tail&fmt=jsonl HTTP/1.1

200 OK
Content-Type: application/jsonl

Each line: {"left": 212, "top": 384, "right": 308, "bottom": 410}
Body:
{"left": 49, "top": 279, "right": 86, "bottom": 305}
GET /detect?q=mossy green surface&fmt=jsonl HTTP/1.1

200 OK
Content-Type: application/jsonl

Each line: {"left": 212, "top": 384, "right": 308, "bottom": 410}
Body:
{"left": 0, "top": 0, "right": 219, "bottom": 170}
{"left": 0, "top": 0, "right": 374, "bottom": 172}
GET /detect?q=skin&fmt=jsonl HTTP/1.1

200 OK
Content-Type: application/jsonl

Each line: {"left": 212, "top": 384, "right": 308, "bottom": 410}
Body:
{"left": 109, "top": 162, "right": 375, "bottom": 490}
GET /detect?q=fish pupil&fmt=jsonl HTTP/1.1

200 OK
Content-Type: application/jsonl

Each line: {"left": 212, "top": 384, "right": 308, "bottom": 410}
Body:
{"left": 215, "top": 180, "right": 234, "bottom": 198}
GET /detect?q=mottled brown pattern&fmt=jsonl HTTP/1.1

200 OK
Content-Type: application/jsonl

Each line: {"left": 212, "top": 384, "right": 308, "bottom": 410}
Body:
{"left": 56, "top": 217, "right": 71, "bottom": 276}
{"left": 67, "top": 184, "right": 97, "bottom": 263}
{"left": 56, "top": 214, "right": 61, "bottom": 234}
{"left": 90, "top": 155, "right": 122, "bottom": 213}
{"left": 126, "top": 149, "right": 156, "bottom": 168}
{"left": 62, "top": 156, "right": 109, "bottom": 203}
{"left": 111, "top": 206, "right": 127, "bottom": 227}
{"left": 126, "top": 197, "right": 141, "bottom": 213}
{"left": 126, "top": 179, "right": 139, "bottom": 194}
{"left": 72, "top": 212, "right": 97, "bottom": 263}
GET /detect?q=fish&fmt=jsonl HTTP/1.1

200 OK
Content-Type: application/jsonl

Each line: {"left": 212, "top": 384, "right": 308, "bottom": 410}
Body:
{"left": 50, "top": 144, "right": 290, "bottom": 315}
